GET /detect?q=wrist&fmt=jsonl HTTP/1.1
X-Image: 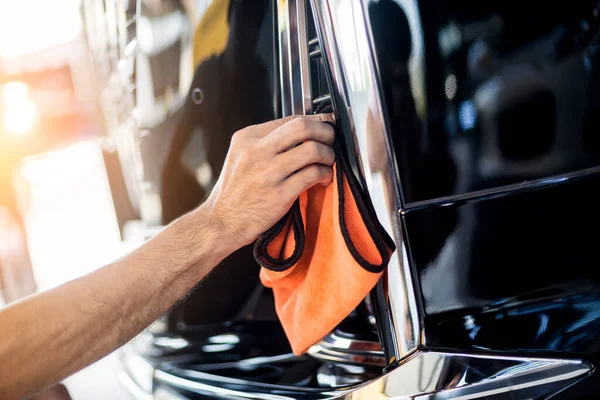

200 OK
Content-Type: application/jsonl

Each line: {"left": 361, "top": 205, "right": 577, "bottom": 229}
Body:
{"left": 182, "top": 204, "right": 239, "bottom": 268}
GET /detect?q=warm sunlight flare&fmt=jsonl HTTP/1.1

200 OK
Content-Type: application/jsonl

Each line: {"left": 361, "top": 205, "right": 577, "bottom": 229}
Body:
{"left": 0, "top": 0, "right": 82, "bottom": 59}
{"left": 1, "top": 81, "right": 37, "bottom": 135}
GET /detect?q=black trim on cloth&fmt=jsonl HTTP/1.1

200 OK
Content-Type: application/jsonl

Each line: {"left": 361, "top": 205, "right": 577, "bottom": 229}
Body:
{"left": 331, "top": 125, "right": 396, "bottom": 273}
{"left": 253, "top": 199, "right": 305, "bottom": 271}
{"left": 253, "top": 102, "right": 395, "bottom": 273}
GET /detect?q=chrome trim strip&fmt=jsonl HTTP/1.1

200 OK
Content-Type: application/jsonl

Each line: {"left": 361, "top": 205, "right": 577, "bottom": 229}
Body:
{"left": 404, "top": 163, "right": 600, "bottom": 212}
{"left": 309, "top": 48, "right": 322, "bottom": 57}
{"left": 308, "top": 331, "right": 386, "bottom": 367}
{"left": 309, "top": 0, "right": 419, "bottom": 363}
{"left": 155, "top": 370, "right": 292, "bottom": 400}
{"left": 153, "top": 352, "right": 592, "bottom": 399}
{"left": 277, "top": 0, "right": 313, "bottom": 116}
{"left": 312, "top": 93, "right": 332, "bottom": 105}
{"left": 179, "top": 353, "right": 300, "bottom": 371}
{"left": 308, "top": 344, "right": 385, "bottom": 367}
{"left": 295, "top": 0, "right": 313, "bottom": 114}
{"left": 308, "top": 37, "right": 320, "bottom": 46}
{"left": 154, "top": 369, "right": 339, "bottom": 399}
{"left": 277, "top": 0, "right": 294, "bottom": 117}
{"left": 322, "top": 332, "right": 383, "bottom": 353}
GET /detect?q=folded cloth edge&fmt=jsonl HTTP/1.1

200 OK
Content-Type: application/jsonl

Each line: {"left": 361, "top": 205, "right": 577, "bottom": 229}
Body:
{"left": 253, "top": 199, "right": 305, "bottom": 271}
{"left": 253, "top": 121, "right": 396, "bottom": 274}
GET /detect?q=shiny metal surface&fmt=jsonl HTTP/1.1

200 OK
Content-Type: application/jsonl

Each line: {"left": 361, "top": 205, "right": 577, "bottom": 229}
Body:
{"left": 152, "top": 351, "right": 591, "bottom": 399}
{"left": 310, "top": 0, "right": 419, "bottom": 363}
{"left": 308, "top": 331, "right": 386, "bottom": 367}
{"left": 405, "top": 163, "right": 600, "bottom": 212}
{"left": 277, "top": 0, "right": 313, "bottom": 116}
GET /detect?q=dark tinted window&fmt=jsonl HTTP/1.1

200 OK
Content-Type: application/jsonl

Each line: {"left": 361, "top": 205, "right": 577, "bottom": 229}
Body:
{"left": 368, "top": 0, "right": 600, "bottom": 203}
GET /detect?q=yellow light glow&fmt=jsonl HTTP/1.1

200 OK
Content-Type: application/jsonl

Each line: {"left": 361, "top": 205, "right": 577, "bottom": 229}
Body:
{"left": 1, "top": 82, "right": 37, "bottom": 135}
{"left": 2, "top": 81, "right": 29, "bottom": 105}
{"left": 2, "top": 100, "right": 37, "bottom": 135}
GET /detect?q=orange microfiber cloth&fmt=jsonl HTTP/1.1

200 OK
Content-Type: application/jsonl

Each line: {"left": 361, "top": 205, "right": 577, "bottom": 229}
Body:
{"left": 253, "top": 121, "right": 396, "bottom": 355}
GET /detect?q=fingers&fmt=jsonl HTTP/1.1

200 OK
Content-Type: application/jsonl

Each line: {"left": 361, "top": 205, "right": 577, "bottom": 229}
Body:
{"left": 282, "top": 165, "right": 334, "bottom": 201}
{"left": 308, "top": 113, "right": 335, "bottom": 124}
{"left": 264, "top": 116, "right": 335, "bottom": 153}
{"left": 250, "top": 115, "right": 299, "bottom": 137}
{"left": 277, "top": 141, "right": 335, "bottom": 179}
{"left": 253, "top": 113, "right": 334, "bottom": 138}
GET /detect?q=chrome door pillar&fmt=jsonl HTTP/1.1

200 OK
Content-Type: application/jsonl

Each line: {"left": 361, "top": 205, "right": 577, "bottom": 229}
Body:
{"left": 309, "top": 0, "right": 420, "bottom": 363}
{"left": 277, "top": 0, "right": 313, "bottom": 116}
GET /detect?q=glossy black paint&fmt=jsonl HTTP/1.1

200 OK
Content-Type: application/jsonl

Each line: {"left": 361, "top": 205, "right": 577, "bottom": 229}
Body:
{"left": 368, "top": 0, "right": 600, "bottom": 205}
{"left": 146, "top": 0, "right": 278, "bottom": 328}
{"left": 159, "top": 0, "right": 277, "bottom": 223}
{"left": 404, "top": 172, "right": 600, "bottom": 355}
{"left": 130, "top": 321, "right": 380, "bottom": 397}
{"left": 368, "top": 1, "right": 600, "bottom": 396}
{"left": 131, "top": 321, "right": 293, "bottom": 368}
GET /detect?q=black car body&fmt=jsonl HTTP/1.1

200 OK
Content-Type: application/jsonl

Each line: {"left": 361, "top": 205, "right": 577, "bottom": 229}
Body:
{"left": 82, "top": 0, "right": 600, "bottom": 398}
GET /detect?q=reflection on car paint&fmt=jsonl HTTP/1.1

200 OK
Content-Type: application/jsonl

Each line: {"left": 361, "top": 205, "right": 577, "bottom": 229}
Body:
{"left": 368, "top": 0, "right": 600, "bottom": 204}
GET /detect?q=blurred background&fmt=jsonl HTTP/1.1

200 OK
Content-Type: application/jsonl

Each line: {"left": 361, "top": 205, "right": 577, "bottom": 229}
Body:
{"left": 0, "top": 0, "right": 136, "bottom": 398}
{"left": 0, "top": 0, "right": 242, "bottom": 396}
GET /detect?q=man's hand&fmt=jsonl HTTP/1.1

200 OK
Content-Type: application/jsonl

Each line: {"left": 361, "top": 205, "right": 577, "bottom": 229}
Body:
{"left": 0, "top": 114, "right": 335, "bottom": 399}
{"left": 203, "top": 114, "right": 336, "bottom": 252}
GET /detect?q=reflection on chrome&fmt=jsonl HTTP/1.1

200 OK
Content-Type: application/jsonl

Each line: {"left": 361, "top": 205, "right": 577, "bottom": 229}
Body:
{"left": 308, "top": 331, "right": 386, "bottom": 367}
{"left": 153, "top": 336, "right": 190, "bottom": 350}
{"left": 278, "top": 0, "right": 313, "bottom": 116}
{"left": 309, "top": 0, "right": 419, "bottom": 363}
{"left": 153, "top": 351, "right": 591, "bottom": 399}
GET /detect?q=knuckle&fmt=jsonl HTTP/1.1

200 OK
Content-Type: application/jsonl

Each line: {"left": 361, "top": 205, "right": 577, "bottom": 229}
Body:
{"left": 282, "top": 115, "right": 297, "bottom": 125}
{"left": 315, "top": 112, "right": 334, "bottom": 122}
{"left": 325, "top": 146, "right": 335, "bottom": 161}
{"left": 231, "top": 129, "right": 245, "bottom": 147}
{"left": 306, "top": 141, "right": 322, "bottom": 160}
{"left": 291, "top": 117, "right": 310, "bottom": 131}
{"left": 237, "top": 152, "right": 250, "bottom": 167}
{"left": 321, "top": 165, "right": 333, "bottom": 178}
{"left": 306, "top": 165, "right": 322, "bottom": 182}
{"left": 323, "top": 125, "right": 335, "bottom": 143}
{"left": 327, "top": 123, "right": 336, "bottom": 136}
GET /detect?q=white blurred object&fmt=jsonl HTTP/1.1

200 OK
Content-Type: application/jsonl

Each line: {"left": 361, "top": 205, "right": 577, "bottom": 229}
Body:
{"left": 0, "top": 0, "right": 82, "bottom": 60}
{"left": 15, "top": 139, "right": 143, "bottom": 399}
{"left": 16, "top": 139, "right": 134, "bottom": 291}
{"left": 0, "top": 81, "right": 37, "bottom": 135}
{"left": 138, "top": 10, "right": 187, "bottom": 55}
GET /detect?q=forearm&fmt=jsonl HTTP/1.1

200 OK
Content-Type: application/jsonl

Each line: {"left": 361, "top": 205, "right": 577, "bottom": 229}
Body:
{"left": 0, "top": 113, "right": 335, "bottom": 399}
{"left": 0, "top": 206, "right": 229, "bottom": 399}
